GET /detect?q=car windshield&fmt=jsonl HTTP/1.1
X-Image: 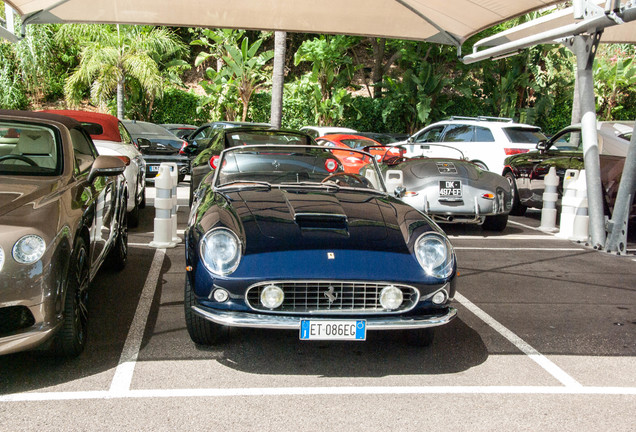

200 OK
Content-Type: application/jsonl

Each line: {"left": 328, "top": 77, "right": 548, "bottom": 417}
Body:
{"left": 225, "top": 131, "right": 312, "bottom": 147}
{"left": 215, "top": 145, "right": 386, "bottom": 192}
{"left": 0, "top": 122, "right": 62, "bottom": 176}
{"left": 502, "top": 127, "right": 546, "bottom": 143}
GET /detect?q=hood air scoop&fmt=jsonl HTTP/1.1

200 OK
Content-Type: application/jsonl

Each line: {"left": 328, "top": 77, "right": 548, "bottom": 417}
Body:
{"left": 294, "top": 212, "right": 348, "bottom": 231}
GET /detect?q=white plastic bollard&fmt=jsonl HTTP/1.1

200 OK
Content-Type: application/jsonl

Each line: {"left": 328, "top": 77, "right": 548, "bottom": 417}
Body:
{"left": 570, "top": 169, "right": 589, "bottom": 242}
{"left": 539, "top": 167, "right": 559, "bottom": 232}
{"left": 149, "top": 164, "right": 177, "bottom": 248}
{"left": 556, "top": 169, "right": 580, "bottom": 239}
{"left": 164, "top": 162, "right": 182, "bottom": 244}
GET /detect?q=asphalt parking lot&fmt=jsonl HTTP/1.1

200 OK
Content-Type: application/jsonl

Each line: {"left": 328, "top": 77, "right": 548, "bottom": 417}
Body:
{"left": 1, "top": 184, "right": 635, "bottom": 431}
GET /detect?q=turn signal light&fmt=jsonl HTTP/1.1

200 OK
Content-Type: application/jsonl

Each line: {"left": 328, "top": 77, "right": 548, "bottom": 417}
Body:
{"left": 481, "top": 193, "right": 495, "bottom": 199}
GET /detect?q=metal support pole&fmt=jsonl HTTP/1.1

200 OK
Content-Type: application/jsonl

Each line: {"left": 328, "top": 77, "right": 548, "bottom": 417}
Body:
{"left": 567, "top": 33, "right": 606, "bottom": 248}
{"left": 604, "top": 119, "right": 636, "bottom": 254}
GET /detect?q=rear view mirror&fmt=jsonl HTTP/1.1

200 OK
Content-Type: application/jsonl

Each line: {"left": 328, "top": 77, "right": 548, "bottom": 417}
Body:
{"left": 88, "top": 155, "right": 126, "bottom": 182}
{"left": 536, "top": 140, "right": 547, "bottom": 152}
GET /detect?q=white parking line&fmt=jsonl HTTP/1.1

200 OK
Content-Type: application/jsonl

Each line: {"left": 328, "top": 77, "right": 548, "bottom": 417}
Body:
{"left": 454, "top": 247, "right": 584, "bottom": 251}
{"left": 108, "top": 248, "right": 166, "bottom": 395}
{"left": 448, "top": 234, "right": 562, "bottom": 240}
{"left": 455, "top": 292, "right": 582, "bottom": 388}
{"left": 508, "top": 220, "right": 548, "bottom": 232}
{"left": 2, "top": 385, "right": 636, "bottom": 402}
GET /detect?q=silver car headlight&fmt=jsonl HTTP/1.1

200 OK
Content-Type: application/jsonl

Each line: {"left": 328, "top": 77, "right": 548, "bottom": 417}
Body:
{"left": 13, "top": 235, "right": 46, "bottom": 264}
{"left": 200, "top": 228, "right": 242, "bottom": 276}
{"left": 414, "top": 232, "right": 454, "bottom": 278}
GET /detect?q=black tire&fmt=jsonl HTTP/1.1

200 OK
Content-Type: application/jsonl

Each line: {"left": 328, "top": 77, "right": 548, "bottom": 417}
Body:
{"left": 505, "top": 172, "right": 527, "bottom": 216}
{"left": 139, "top": 186, "right": 146, "bottom": 209}
{"left": 52, "top": 237, "right": 90, "bottom": 358}
{"left": 406, "top": 328, "right": 435, "bottom": 347}
{"left": 106, "top": 206, "right": 128, "bottom": 271}
{"left": 184, "top": 276, "right": 229, "bottom": 345}
{"left": 482, "top": 214, "right": 508, "bottom": 231}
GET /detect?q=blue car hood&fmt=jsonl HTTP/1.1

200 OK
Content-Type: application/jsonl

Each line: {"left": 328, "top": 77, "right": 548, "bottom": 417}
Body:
{"left": 224, "top": 188, "right": 411, "bottom": 254}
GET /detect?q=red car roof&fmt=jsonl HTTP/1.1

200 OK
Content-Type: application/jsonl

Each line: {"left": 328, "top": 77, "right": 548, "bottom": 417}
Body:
{"left": 40, "top": 110, "right": 122, "bottom": 142}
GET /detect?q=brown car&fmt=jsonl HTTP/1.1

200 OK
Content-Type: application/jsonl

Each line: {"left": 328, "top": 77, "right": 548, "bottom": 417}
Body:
{"left": 0, "top": 110, "right": 128, "bottom": 358}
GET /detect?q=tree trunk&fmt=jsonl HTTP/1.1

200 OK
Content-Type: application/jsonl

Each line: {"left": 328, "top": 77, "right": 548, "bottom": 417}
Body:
{"left": 117, "top": 79, "right": 125, "bottom": 120}
{"left": 271, "top": 31, "right": 286, "bottom": 128}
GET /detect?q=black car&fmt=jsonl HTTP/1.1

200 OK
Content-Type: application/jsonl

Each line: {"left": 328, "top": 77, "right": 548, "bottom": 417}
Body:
{"left": 122, "top": 120, "right": 190, "bottom": 183}
{"left": 184, "top": 121, "right": 271, "bottom": 152}
{"left": 183, "top": 127, "right": 315, "bottom": 204}
{"left": 502, "top": 122, "right": 633, "bottom": 215}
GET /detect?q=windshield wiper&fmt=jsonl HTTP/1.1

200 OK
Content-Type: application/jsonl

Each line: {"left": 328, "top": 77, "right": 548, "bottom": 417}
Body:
{"left": 216, "top": 180, "right": 272, "bottom": 191}
{"left": 280, "top": 181, "right": 340, "bottom": 192}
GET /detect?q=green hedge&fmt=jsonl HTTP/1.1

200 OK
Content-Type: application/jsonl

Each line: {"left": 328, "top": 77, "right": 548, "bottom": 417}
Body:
{"left": 150, "top": 88, "right": 211, "bottom": 125}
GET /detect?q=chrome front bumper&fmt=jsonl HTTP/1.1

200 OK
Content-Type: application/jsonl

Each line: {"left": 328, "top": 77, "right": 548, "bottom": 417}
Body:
{"left": 191, "top": 306, "right": 457, "bottom": 330}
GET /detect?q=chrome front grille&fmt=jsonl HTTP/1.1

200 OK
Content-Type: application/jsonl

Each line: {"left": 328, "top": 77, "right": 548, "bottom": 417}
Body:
{"left": 245, "top": 281, "right": 419, "bottom": 314}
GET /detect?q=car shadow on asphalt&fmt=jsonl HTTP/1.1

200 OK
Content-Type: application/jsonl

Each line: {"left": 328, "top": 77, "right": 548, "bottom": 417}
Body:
{"left": 182, "top": 317, "right": 488, "bottom": 378}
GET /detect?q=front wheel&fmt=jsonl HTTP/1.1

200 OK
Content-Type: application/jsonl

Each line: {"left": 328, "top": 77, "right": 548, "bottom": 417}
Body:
{"left": 184, "top": 276, "right": 229, "bottom": 345}
{"left": 52, "top": 237, "right": 90, "bottom": 358}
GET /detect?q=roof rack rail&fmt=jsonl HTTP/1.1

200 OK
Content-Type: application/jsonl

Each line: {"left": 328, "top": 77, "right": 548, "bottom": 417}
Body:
{"left": 448, "top": 116, "right": 514, "bottom": 123}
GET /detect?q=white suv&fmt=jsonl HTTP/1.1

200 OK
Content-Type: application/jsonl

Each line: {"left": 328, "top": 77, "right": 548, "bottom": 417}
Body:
{"left": 395, "top": 116, "right": 547, "bottom": 174}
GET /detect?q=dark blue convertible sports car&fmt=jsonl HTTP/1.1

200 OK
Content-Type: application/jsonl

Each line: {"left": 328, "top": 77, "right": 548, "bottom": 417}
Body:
{"left": 184, "top": 145, "right": 457, "bottom": 346}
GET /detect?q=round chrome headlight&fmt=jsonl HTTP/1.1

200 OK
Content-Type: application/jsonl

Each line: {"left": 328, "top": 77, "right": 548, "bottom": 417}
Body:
{"left": 414, "top": 232, "right": 454, "bottom": 278}
{"left": 13, "top": 235, "right": 46, "bottom": 264}
{"left": 199, "top": 228, "right": 241, "bottom": 276}
{"left": 379, "top": 285, "right": 403, "bottom": 310}
{"left": 260, "top": 285, "right": 284, "bottom": 309}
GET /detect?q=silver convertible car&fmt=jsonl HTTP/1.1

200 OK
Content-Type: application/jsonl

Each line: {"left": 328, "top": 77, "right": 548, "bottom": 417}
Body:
{"left": 369, "top": 145, "right": 513, "bottom": 231}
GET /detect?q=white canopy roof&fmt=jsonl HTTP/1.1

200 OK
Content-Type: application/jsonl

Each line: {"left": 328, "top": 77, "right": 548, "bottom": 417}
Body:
{"left": 5, "top": 0, "right": 564, "bottom": 44}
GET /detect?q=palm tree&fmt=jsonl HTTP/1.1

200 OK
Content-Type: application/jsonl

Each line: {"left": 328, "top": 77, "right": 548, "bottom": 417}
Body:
{"left": 58, "top": 24, "right": 186, "bottom": 119}
{"left": 270, "top": 31, "right": 286, "bottom": 128}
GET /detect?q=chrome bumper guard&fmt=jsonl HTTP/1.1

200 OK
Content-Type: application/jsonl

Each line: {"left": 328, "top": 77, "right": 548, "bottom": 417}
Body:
{"left": 191, "top": 306, "right": 457, "bottom": 330}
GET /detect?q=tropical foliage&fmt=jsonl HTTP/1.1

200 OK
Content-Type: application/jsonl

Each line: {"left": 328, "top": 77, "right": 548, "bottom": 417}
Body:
{"left": 1, "top": 3, "right": 634, "bottom": 135}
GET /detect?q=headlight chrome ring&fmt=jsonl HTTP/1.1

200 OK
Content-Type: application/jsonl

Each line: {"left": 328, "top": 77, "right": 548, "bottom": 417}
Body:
{"left": 199, "top": 227, "right": 242, "bottom": 276}
{"left": 414, "top": 232, "right": 454, "bottom": 279}
{"left": 13, "top": 235, "right": 46, "bottom": 264}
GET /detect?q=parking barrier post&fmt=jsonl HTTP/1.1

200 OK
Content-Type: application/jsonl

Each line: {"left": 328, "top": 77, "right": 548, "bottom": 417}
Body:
{"left": 539, "top": 167, "right": 559, "bottom": 232}
{"left": 570, "top": 169, "right": 589, "bottom": 242}
{"left": 556, "top": 169, "right": 580, "bottom": 239}
{"left": 149, "top": 164, "right": 177, "bottom": 248}
{"left": 164, "top": 162, "right": 182, "bottom": 244}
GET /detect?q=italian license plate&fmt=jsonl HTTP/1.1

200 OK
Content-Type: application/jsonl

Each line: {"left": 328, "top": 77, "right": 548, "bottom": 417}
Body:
{"left": 300, "top": 320, "right": 366, "bottom": 341}
{"left": 439, "top": 180, "right": 462, "bottom": 197}
{"left": 149, "top": 165, "right": 160, "bottom": 172}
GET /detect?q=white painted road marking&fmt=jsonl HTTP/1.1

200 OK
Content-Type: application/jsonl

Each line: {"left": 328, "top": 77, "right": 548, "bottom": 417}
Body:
{"left": 109, "top": 248, "right": 166, "bottom": 395}
{"left": 455, "top": 292, "right": 582, "bottom": 388}
{"left": 2, "top": 386, "right": 636, "bottom": 402}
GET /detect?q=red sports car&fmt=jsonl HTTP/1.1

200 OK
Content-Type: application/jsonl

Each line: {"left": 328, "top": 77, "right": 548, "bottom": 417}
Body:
{"left": 316, "top": 134, "right": 404, "bottom": 173}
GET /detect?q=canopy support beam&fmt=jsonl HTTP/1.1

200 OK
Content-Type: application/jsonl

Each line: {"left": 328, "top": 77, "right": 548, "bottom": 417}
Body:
{"left": 604, "top": 122, "right": 636, "bottom": 254}
{"left": 566, "top": 32, "right": 606, "bottom": 249}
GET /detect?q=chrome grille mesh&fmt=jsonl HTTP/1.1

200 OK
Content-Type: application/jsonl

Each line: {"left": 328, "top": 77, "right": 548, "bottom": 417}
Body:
{"left": 246, "top": 281, "right": 418, "bottom": 314}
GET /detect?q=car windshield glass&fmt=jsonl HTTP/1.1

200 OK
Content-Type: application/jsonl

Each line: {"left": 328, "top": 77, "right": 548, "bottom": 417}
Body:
{"left": 0, "top": 122, "right": 62, "bottom": 176}
{"left": 503, "top": 127, "right": 546, "bottom": 143}
{"left": 340, "top": 138, "right": 376, "bottom": 149}
{"left": 215, "top": 145, "right": 386, "bottom": 192}
{"left": 226, "top": 131, "right": 312, "bottom": 147}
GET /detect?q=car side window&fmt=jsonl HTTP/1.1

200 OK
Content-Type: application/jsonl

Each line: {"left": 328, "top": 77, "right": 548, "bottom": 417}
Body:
{"left": 442, "top": 124, "right": 474, "bottom": 142}
{"left": 414, "top": 126, "right": 444, "bottom": 143}
{"left": 118, "top": 122, "right": 134, "bottom": 145}
{"left": 70, "top": 128, "right": 97, "bottom": 174}
{"left": 474, "top": 126, "right": 495, "bottom": 142}
{"left": 551, "top": 131, "right": 582, "bottom": 151}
